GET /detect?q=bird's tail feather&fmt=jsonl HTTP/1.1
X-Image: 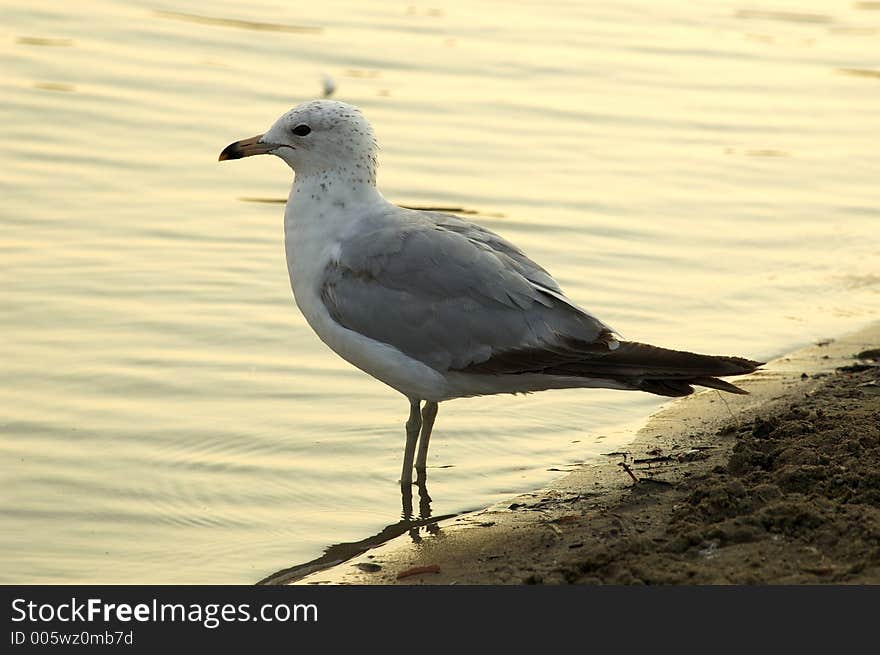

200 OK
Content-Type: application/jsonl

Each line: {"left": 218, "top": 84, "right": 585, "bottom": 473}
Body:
{"left": 544, "top": 340, "right": 763, "bottom": 397}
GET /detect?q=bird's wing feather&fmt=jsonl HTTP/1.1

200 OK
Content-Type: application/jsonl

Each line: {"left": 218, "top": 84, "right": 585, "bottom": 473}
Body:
{"left": 423, "top": 211, "right": 564, "bottom": 295}
{"left": 320, "top": 208, "right": 614, "bottom": 372}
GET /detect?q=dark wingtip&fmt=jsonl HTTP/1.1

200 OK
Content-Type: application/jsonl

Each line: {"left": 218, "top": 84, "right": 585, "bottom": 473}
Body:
{"left": 745, "top": 359, "right": 765, "bottom": 373}
{"left": 718, "top": 355, "right": 764, "bottom": 375}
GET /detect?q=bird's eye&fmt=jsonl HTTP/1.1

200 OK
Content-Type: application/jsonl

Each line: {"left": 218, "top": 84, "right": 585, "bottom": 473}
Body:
{"left": 291, "top": 124, "right": 311, "bottom": 136}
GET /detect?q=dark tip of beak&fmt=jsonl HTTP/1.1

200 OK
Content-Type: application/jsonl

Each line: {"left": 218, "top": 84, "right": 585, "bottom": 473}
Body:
{"left": 218, "top": 142, "right": 243, "bottom": 161}
{"left": 218, "top": 134, "right": 268, "bottom": 162}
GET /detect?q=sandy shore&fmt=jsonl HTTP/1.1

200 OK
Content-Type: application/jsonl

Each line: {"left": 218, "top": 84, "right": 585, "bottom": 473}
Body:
{"left": 281, "top": 322, "right": 879, "bottom": 585}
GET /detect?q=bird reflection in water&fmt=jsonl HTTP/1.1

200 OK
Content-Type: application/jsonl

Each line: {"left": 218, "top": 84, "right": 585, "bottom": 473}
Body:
{"left": 401, "top": 473, "right": 441, "bottom": 542}
{"left": 258, "top": 474, "right": 449, "bottom": 585}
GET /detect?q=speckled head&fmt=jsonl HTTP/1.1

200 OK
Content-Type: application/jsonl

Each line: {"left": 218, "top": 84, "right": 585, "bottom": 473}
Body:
{"left": 219, "top": 100, "right": 378, "bottom": 185}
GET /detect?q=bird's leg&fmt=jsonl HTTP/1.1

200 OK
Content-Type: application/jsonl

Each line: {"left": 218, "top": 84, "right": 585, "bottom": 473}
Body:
{"left": 415, "top": 401, "right": 438, "bottom": 477}
{"left": 400, "top": 398, "right": 422, "bottom": 486}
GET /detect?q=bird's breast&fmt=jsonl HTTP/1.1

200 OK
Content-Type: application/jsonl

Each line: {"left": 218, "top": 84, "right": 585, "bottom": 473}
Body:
{"left": 283, "top": 215, "right": 336, "bottom": 318}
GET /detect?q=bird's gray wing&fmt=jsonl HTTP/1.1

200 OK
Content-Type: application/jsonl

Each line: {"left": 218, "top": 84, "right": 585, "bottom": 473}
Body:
{"left": 423, "top": 211, "right": 566, "bottom": 298}
{"left": 319, "top": 208, "right": 616, "bottom": 373}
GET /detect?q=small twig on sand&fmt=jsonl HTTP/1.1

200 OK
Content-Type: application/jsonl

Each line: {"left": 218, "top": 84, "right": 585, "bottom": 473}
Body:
{"left": 716, "top": 390, "right": 735, "bottom": 421}
{"left": 618, "top": 461, "right": 639, "bottom": 483}
{"left": 396, "top": 564, "right": 441, "bottom": 580}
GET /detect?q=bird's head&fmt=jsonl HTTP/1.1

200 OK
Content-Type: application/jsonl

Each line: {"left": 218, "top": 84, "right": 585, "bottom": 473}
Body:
{"left": 219, "top": 99, "right": 378, "bottom": 184}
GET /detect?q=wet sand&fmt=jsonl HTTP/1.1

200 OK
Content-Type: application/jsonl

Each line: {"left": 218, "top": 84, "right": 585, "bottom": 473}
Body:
{"left": 291, "top": 322, "right": 880, "bottom": 585}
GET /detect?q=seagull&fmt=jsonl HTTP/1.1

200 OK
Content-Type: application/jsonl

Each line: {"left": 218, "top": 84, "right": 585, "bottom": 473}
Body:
{"left": 219, "top": 100, "right": 761, "bottom": 487}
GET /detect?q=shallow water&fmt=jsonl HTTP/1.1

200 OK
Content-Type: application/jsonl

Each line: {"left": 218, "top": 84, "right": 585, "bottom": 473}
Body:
{"left": 1, "top": 0, "right": 877, "bottom": 583}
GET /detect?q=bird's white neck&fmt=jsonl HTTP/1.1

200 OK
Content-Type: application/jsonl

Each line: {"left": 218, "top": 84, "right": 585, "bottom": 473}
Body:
{"left": 286, "top": 168, "right": 384, "bottom": 224}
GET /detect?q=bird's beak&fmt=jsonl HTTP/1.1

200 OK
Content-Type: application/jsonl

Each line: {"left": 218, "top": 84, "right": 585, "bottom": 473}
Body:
{"left": 218, "top": 134, "right": 270, "bottom": 161}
